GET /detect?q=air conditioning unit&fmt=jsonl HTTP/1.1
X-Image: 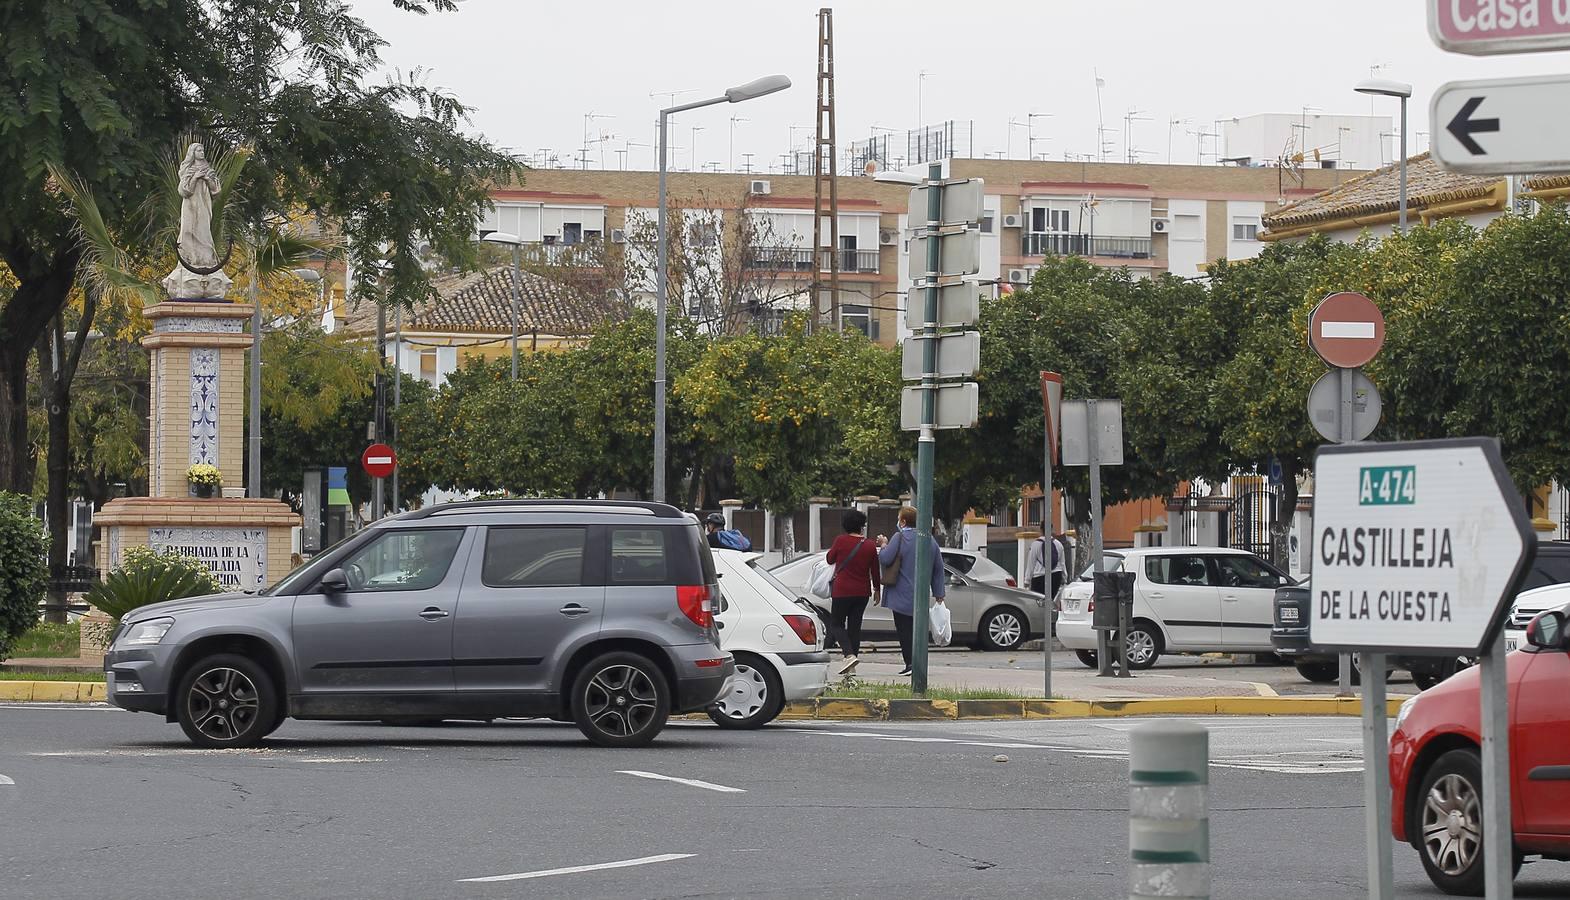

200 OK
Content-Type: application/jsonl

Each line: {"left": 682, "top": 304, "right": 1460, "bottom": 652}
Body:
{"left": 1001, "top": 213, "right": 1023, "bottom": 229}
{"left": 1007, "top": 268, "right": 1029, "bottom": 284}
{"left": 610, "top": 228, "right": 627, "bottom": 244}
{"left": 749, "top": 179, "right": 772, "bottom": 195}
{"left": 879, "top": 229, "right": 899, "bottom": 246}
{"left": 1150, "top": 218, "right": 1172, "bottom": 234}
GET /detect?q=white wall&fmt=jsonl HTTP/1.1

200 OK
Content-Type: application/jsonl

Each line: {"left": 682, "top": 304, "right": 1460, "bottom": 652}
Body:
{"left": 479, "top": 202, "right": 605, "bottom": 242}
{"left": 1223, "top": 113, "right": 1392, "bottom": 170}
{"left": 1226, "top": 200, "right": 1267, "bottom": 260}
{"left": 1166, "top": 198, "right": 1209, "bottom": 277}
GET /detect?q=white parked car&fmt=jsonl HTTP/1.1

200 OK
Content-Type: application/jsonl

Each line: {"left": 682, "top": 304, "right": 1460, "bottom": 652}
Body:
{"left": 708, "top": 549, "right": 829, "bottom": 728}
{"left": 1504, "top": 583, "right": 1570, "bottom": 654}
{"left": 1056, "top": 547, "right": 1294, "bottom": 669}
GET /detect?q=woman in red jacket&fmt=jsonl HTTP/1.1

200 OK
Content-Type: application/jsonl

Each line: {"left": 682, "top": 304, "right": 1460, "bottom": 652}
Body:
{"left": 824, "top": 510, "right": 881, "bottom": 676}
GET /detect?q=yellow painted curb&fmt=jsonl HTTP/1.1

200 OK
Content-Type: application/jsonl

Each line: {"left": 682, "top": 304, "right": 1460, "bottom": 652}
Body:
{"left": 815, "top": 698, "right": 886, "bottom": 719}
{"left": 29, "top": 682, "right": 83, "bottom": 702}
{"left": 1023, "top": 699, "right": 1093, "bottom": 718}
{"left": 888, "top": 698, "right": 958, "bottom": 720}
{"left": 0, "top": 681, "right": 108, "bottom": 702}
{"left": 0, "top": 681, "right": 35, "bottom": 701}
{"left": 1092, "top": 698, "right": 1219, "bottom": 717}
{"left": 954, "top": 700, "right": 1026, "bottom": 719}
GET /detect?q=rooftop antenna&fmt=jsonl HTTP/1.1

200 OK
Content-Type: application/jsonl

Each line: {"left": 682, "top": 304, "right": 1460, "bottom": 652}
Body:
{"left": 813, "top": 6, "right": 842, "bottom": 332}
{"left": 729, "top": 115, "right": 750, "bottom": 172}
{"left": 1168, "top": 118, "right": 1191, "bottom": 164}
{"left": 1094, "top": 71, "right": 1108, "bottom": 162}
{"left": 581, "top": 112, "right": 613, "bottom": 169}
{"left": 1026, "top": 112, "right": 1052, "bottom": 159}
{"left": 1123, "top": 107, "right": 1152, "bottom": 164}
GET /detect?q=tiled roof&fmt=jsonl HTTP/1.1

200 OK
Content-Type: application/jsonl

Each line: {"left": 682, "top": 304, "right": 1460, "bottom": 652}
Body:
{"left": 1262, "top": 153, "right": 1501, "bottom": 231}
{"left": 1526, "top": 174, "right": 1570, "bottom": 193}
{"left": 344, "top": 269, "right": 618, "bottom": 337}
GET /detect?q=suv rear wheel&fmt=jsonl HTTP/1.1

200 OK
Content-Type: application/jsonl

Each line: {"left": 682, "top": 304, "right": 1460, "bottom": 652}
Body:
{"left": 175, "top": 653, "right": 279, "bottom": 749}
{"left": 570, "top": 651, "right": 670, "bottom": 747}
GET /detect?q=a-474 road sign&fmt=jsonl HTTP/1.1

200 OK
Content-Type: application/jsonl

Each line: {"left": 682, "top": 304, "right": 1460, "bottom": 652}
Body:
{"left": 1308, "top": 438, "right": 1535, "bottom": 656}
{"left": 1432, "top": 74, "right": 1570, "bottom": 174}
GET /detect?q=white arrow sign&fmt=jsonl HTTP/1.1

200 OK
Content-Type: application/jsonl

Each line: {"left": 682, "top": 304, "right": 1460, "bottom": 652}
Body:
{"left": 1431, "top": 74, "right": 1570, "bottom": 174}
{"left": 1309, "top": 438, "right": 1535, "bottom": 655}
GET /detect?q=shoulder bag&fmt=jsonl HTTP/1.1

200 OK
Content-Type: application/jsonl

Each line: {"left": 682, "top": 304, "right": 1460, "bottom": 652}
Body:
{"left": 880, "top": 530, "right": 905, "bottom": 587}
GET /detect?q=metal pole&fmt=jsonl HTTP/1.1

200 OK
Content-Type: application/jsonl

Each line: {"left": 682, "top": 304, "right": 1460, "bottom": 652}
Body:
{"left": 1129, "top": 720, "right": 1210, "bottom": 899}
{"left": 372, "top": 302, "right": 386, "bottom": 522}
{"left": 1397, "top": 96, "right": 1408, "bottom": 233}
{"left": 653, "top": 109, "right": 669, "bottom": 504}
{"left": 391, "top": 304, "right": 401, "bottom": 512}
{"left": 1043, "top": 427, "right": 1053, "bottom": 700}
{"left": 1337, "top": 366, "right": 1355, "bottom": 696}
{"left": 911, "top": 161, "right": 943, "bottom": 695}
{"left": 248, "top": 262, "right": 262, "bottom": 498}
{"left": 1361, "top": 651, "right": 1394, "bottom": 899}
{"left": 1479, "top": 628, "right": 1514, "bottom": 899}
{"left": 509, "top": 245, "right": 521, "bottom": 380}
{"left": 1090, "top": 399, "right": 1113, "bottom": 678}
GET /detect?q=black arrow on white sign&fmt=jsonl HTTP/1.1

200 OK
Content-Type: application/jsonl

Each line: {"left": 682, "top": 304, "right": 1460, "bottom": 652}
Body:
{"left": 1446, "top": 96, "right": 1500, "bottom": 156}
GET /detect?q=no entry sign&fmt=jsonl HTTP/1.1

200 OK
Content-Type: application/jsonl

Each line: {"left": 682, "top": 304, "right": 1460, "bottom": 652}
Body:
{"left": 1308, "top": 438, "right": 1534, "bottom": 655}
{"left": 361, "top": 443, "right": 397, "bottom": 479}
{"left": 1308, "top": 292, "right": 1385, "bottom": 368}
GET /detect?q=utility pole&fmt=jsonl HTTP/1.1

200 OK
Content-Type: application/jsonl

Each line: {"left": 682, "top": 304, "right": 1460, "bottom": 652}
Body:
{"left": 811, "top": 7, "right": 841, "bottom": 332}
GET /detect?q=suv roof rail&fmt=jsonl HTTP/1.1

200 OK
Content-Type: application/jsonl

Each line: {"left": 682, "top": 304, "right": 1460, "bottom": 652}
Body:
{"left": 402, "top": 499, "right": 685, "bottom": 520}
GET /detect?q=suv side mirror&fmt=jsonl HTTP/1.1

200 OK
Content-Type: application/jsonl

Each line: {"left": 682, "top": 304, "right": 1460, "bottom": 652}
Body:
{"left": 1526, "top": 610, "right": 1567, "bottom": 650}
{"left": 320, "top": 568, "right": 349, "bottom": 594}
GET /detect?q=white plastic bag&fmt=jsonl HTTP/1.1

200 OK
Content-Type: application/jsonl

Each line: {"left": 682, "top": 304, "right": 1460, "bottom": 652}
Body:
{"left": 808, "top": 560, "right": 835, "bottom": 601}
{"left": 929, "top": 600, "right": 953, "bottom": 647}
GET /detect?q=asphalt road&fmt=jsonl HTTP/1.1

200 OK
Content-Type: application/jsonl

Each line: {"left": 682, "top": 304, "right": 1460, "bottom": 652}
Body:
{"left": 4, "top": 705, "right": 1569, "bottom": 899}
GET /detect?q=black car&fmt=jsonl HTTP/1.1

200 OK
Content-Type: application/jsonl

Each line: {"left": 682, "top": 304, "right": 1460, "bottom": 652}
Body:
{"left": 1274, "top": 540, "right": 1570, "bottom": 689}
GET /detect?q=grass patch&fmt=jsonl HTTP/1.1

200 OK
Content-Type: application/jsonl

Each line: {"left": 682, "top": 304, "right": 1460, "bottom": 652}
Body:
{"left": 4, "top": 621, "right": 80, "bottom": 660}
{"left": 0, "top": 670, "right": 104, "bottom": 682}
{"left": 823, "top": 682, "right": 1037, "bottom": 701}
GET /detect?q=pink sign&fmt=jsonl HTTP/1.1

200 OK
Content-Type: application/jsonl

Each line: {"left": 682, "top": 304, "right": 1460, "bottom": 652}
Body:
{"left": 1430, "top": 0, "right": 1570, "bottom": 54}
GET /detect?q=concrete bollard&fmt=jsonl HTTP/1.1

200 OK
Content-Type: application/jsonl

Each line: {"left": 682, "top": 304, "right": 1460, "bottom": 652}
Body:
{"left": 1129, "top": 721, "right": 1209, "bottom": 899}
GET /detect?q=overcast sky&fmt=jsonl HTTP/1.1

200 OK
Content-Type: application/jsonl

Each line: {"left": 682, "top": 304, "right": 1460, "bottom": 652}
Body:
{"left": 349, "top": 0, "right": 1570, "bottom": 172}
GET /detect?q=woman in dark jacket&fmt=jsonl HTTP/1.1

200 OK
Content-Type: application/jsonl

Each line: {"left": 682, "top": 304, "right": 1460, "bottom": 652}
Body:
{"left": 824, "top": 510, "right": 881, "bottom": 676}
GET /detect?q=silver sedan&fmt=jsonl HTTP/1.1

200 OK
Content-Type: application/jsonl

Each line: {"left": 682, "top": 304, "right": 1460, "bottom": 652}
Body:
{"left": 769, "top": 551, "right": 1048, "bottom": 652}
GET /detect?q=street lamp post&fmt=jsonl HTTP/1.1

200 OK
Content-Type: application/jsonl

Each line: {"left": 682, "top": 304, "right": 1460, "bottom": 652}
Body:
{"left": 654, "top": 73, "right": 791, "bottom": 504}
{"left": 481, "top": 232, "right": 524, "bottom": 380}
{"left": 1355, "top": 79, "right": 1413, "bottom": 232}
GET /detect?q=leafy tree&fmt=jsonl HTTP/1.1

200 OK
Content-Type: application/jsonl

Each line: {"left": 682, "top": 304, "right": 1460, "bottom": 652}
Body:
{"left": 0, "top": 491, "right": 49, "bottom": 659}
{"left": 0, "top": 0, "right": 516, "bottom": 493}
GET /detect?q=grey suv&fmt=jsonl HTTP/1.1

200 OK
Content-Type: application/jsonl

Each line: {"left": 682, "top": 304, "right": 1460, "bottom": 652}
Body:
{"left": 103, "top": 501, "right": 732, "bottom": 748}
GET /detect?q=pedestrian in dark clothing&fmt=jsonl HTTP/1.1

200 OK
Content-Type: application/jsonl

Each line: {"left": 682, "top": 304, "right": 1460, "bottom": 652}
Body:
{"left": 824, "top": 510, "right": 880, "bottom": 676}
{"left": 876, "top": 505, "right": 947, "bottom": 676}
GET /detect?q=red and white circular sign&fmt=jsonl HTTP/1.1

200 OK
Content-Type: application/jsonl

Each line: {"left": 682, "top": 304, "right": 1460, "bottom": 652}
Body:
{"left": 1308, "top": 291, "right": 1385, "bottom": 368}
{"left": 361, "top": 443, "right": 397, "bottom": 479}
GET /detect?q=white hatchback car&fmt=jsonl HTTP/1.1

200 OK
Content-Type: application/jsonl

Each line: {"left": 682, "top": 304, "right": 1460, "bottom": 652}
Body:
{"left": 1504, "top": 583, "right": 1570, "bottom": 654}
{"left": 708, "top": 549, "right": 830, "bottom": 728}
{"left": 1056, "top": 547, "right": 1294, "bottom": 669}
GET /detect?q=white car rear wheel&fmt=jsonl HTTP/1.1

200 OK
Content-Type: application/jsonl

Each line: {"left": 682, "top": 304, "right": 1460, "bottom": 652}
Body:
{"left": 707, "top": 654, "right": 784, "bottom": 729}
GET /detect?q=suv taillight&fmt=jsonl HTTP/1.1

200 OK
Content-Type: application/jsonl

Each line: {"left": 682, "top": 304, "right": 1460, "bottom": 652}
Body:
{"left": 782, "top": 614, "right": 817, "bottom": 646}
{"left": 677, "top": 585, "right": 713, "bottom": 628}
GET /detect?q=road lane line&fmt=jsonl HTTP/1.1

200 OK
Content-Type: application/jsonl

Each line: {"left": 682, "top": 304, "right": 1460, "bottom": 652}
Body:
{"left": 459, "top": 853, "right": 694, "bottom": 883}
{"left": 0, "top": 775, "right": 13, "bottom": 785}
{"left": 617, "top": 770, "right": 746, "bottom": 793}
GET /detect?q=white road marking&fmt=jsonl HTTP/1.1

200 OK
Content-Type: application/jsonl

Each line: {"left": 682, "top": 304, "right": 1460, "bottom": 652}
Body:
{"left": 617, "top": 770, "right": 746, "bottom": 793}
{"left": 0, "top": 775, "right": 14, "bottom": 785}
{"left": 459, "top": 853, "right": 694, "bottom": 883}
{"left": 1249, "top": 681, "right": 1280, "bottom": 697}
{"left": 878, "top": 736, "right": 957, "bottom": 743}
{"left": 1321, "top": 321, "right": 1376, "bottom": 339}
{"left": 957, "top": 741, "right": 1049, "bottom": 749}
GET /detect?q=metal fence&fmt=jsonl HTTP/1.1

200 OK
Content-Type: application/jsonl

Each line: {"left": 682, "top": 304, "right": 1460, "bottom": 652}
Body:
{"left": 1228, "top": 487, "right": 1280, "bottom": 560}
{"left": 1021, "top": 233, "right": 1153, "bottom": 259}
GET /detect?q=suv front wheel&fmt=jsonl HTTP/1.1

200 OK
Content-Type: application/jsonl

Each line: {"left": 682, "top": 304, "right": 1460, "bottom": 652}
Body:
{"left": 570, "top": 651, "right": 671, "bottom": 747}
{"left": 175, "top": 653, "right": 280, "bottom": 748}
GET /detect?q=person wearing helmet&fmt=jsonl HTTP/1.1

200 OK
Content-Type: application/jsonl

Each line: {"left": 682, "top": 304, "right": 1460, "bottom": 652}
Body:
{"left": 703, "top": 512, "right": 728, "bottom": 549}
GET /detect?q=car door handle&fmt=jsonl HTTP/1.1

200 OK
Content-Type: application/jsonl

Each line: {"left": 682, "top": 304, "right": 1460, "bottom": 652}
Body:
{"left": 1147, "top": 592, "right": 1164, "bottom": 600}
{"left": 1222, "top": 594, "right": 1239, "bottom": 602}
{"left": 418, "top": 607, "right": 449, "bottom": 620}
{"left": 559, "top": 604, "right": 592, "bottom": 617}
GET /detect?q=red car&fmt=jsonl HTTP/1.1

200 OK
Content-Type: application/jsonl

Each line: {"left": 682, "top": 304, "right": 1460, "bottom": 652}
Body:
{"left": 1389, "top": 607, "right": 1570, "bottom": 895}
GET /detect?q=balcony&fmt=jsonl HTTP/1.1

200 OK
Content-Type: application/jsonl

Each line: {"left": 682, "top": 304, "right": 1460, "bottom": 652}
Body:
{"left": 743, "top": 247, "right": 880, "bottom": 274}
{"left": 1021, "top": 232, "right": 1151, "bottom": 260}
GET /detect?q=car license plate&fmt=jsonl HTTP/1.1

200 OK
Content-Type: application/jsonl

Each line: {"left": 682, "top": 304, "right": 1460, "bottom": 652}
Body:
{"left": 1506, "top": 635, "right": 1519, "bottom": 653}
{"left": 1065, "top": 599, "right": 1080, "bottom": 612}
{"left": 1280, "top": 607, "right": 1299, "bottom": 623}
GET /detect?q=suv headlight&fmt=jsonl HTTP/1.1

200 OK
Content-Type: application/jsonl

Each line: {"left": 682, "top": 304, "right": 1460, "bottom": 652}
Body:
{"left": 116, "top": 617, "right": 175, "bottom": 647}
{"left": 1394, "top": 695, "right": 1419, "bottom": 733}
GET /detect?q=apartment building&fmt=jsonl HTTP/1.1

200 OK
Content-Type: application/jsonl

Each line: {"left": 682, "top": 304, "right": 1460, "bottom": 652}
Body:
{"left": 478, "top": 159, "right": 1355, "bottom": 346}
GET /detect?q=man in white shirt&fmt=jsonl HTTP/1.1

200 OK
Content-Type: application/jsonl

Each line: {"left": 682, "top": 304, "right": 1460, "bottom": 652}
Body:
{"left": 1050, "top": 533, "right": 1067, "bottom": 600}
{"left": 1025, "top": 528, "right": 1050, "bottom": 597}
